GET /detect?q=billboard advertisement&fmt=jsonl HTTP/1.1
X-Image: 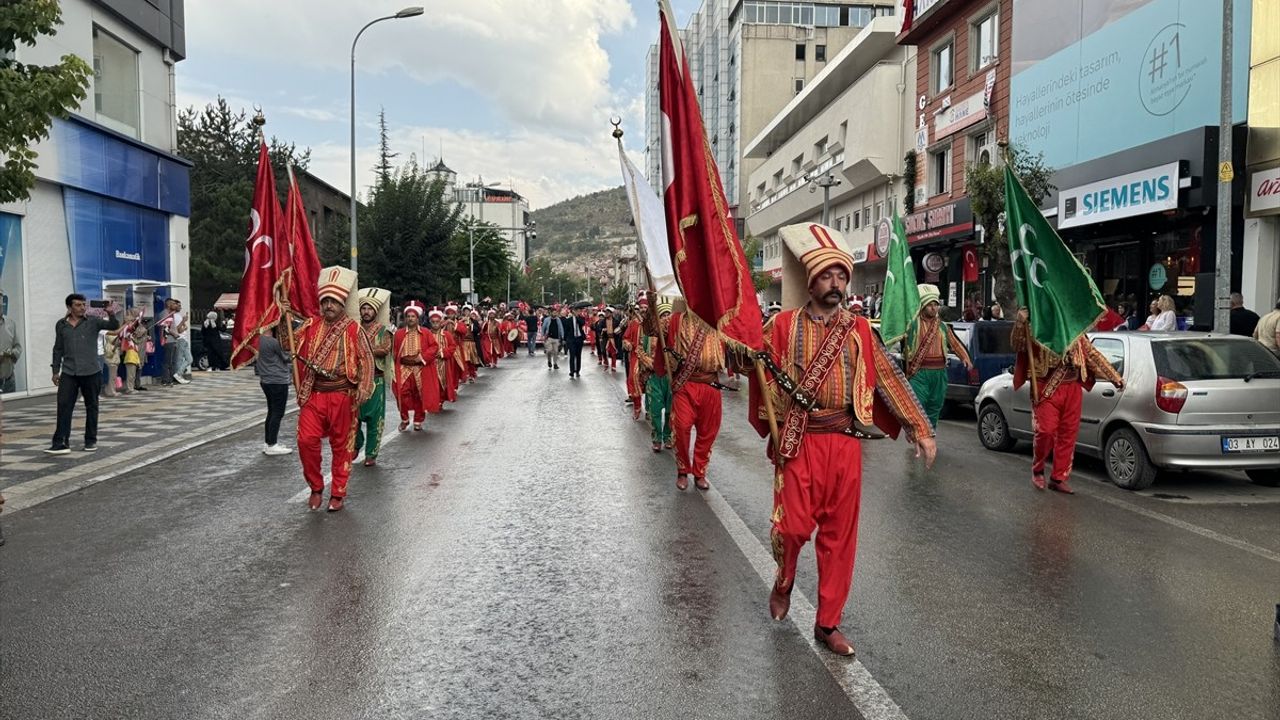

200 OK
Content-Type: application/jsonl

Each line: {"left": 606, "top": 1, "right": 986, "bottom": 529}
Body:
{"left": 1010, "top": 0, "right": 1251, "bottom": 169}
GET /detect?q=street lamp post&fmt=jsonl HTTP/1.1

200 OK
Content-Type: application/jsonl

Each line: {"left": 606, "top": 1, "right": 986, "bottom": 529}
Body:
{"left": 350, "top": 6, "right": 423, "bottom": 273}
{"left": 806, "top": 171, "right": 842, "bottom": 225}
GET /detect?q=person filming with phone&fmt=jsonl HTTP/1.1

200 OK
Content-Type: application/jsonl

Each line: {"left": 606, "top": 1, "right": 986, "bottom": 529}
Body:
{"left": 47, "top": 294, "right": 122, "bottom": 455}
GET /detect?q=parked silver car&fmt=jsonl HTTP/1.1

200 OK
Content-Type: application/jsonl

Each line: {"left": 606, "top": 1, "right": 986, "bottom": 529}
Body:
{"left": 974, "top": 332, "right": 1280, "bottom": 490}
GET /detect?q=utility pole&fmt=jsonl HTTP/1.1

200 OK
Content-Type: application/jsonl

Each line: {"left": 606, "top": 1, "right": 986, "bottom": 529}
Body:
{"left": 807, "top": 172, "right": 842, "bottom": 225}
{"left": 1214, "top": 0, "right": 1234, "bottom": 333}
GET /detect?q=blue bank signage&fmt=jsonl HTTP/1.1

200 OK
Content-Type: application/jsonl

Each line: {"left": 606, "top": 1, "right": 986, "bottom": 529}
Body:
{"left": 1057, "top": 162, "right": 1180, "bottom": 229}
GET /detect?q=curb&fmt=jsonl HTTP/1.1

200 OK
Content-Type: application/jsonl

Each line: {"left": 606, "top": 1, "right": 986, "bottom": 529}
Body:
{"left": 1, "top": 405, "right": 298, "bottom": 515}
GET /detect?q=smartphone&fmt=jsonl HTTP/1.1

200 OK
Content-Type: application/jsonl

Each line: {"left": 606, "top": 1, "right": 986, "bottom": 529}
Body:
{"left": 90, "top": 299, "right": 111, "bottom": 309}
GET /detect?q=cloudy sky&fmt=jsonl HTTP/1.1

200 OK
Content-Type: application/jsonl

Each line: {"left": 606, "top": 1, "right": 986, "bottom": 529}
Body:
{"left": 178, "top": 0, "right": 702, "bottom": 210}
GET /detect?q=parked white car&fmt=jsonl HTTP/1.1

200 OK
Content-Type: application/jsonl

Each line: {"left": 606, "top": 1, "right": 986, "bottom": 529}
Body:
{"left": 975, "top": 332, "right": 1280, "bottom": 490}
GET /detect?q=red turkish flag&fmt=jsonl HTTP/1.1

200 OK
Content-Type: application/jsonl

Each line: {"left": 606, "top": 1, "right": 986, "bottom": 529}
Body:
{"left": 963, "top": 245, "right": 980, "bottom": 283}
{"left": 284, "top": 165, "right": 322, "bottom": 319}
{"left": 231, "top": 141, "right": 287, "bottom": 368}
{"left": 657, "top": 0, "right": 762, "bottom": 351}
{"left": 902, "top": 0, "right": 916, "bottom": 32}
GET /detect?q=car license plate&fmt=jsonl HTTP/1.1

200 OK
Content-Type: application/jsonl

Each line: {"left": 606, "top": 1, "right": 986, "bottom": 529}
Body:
{"left": 1221, "top": 436, "right": 1280, "bottom": 453}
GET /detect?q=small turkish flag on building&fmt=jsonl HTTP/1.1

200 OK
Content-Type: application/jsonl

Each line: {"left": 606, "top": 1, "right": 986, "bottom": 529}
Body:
{"left": 962, "top": 245, "right": 980, "bottom": 283}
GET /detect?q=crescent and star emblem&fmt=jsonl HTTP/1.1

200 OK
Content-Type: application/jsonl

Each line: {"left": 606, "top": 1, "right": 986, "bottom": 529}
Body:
{"left": 1011, "top": 224, "right": 1048, "bottom": 289}
{"left": 245, "top": 209, "right": 273, "bottom": 269}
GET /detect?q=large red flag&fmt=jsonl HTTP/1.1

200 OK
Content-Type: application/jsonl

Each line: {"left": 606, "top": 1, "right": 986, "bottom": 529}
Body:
{"left": 285, "top": 165, "right": 322, "bottom": 319}
{"left": 231, "top": 141, "right": 287, "bottom": 367}
{"left": 657, "top": 0, "right": 763, "bottom": 351}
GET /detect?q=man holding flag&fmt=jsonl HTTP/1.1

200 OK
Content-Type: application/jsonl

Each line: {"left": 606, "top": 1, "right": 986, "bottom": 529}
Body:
{"left": 749, "top": 222, "right": 935, "bottom": 657}
{"left": 1004, "top": 164, "right": 1124, "bottom": 494}
{"left": 900, "top": 283, "right": 972, "bottom": 428}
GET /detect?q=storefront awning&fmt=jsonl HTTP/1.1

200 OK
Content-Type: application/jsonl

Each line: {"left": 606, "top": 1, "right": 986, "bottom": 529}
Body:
{"left": 213, "top": 293, "right": 239, "bottom": 310}
{"left": 101, "top": 279, "right": 187, "bottom": 291}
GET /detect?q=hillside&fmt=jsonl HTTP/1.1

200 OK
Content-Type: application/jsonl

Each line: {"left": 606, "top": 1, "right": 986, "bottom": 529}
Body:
{"left": 529, "top": 186, "right": 634, "bottom": 277}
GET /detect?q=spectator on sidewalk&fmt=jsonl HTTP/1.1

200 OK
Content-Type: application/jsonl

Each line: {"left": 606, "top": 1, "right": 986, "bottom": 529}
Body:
{"left": 158, "top": 298, "right": 184, "bottom": 385}
{"left": 174, "top": 305, "right": 193, "bottom": 380}
{"left": 1229, "top": 293, "right": 1260, "bottom": 338}
{"left": 99, "top": 328, "right": 120, "bottom": 397}
{"left": 202, "top": 311, "right": 229, "bottom": 371}
{"left": 48, "top": 294, "right": 121, "bottom": 455}
{"left": 255, "top": 322, "right": 292, "bottom": 455}
{"left": 0, "top": 290, "right": 21, "bottom": 394}
{"left": 1254, "top": 298, "right": 1280, "bottom": 357}
{"left": 120, "top": 308, "right": 143, "bottom": 394}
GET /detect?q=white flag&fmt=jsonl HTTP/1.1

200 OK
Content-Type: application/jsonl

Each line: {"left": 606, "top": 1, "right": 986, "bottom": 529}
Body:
{"left": 618, "top": 145, "right": 681, "bottom": 297}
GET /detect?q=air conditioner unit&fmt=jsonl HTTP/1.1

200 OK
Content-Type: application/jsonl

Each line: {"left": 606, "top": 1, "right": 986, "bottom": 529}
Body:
{"left": 977, "top": 142, "right": 999, "bottom": 167}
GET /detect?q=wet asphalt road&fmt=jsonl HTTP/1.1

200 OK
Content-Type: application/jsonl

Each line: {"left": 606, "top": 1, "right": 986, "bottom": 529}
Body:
{"left": 2, "top": 353, "right": 1279, "bottom": 720}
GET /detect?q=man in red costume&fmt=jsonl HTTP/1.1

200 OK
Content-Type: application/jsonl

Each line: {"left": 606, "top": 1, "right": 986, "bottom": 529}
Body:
{"left": 1012, "top": 308, "right": 1124, "bottom": 493}
{"left": 622, "top": 302, "right": 646, "bottom": 420}
{"left": 665, "top": 306, "right": 725, "bottom": 491}
{"left": 479, "top": 310, "right": 500, "bottom": 367}
{"left": 750, "top": 223, "right": 936, "bottom": 656}
{"left": 429, "top": 309, "right": 460, "bottom": 403}
{"left": 293, "top": 266, "right": 375, "bottom": 512}
{"left": 392, "top": 302, "right": 442, "bottom": 431}
{"left": 457, "top": 308, "right": 480, "bottom": 382}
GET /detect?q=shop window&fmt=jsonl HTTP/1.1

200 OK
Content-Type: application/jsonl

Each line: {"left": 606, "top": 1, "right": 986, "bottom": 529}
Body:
{"left": 930, "top": 146, "right": 951, "bottom": 196}
{"left": 932, "top": 41, "right": 954, "bottom": 94}
{"left": 92, "top": 27, "right": 140, "bottom": 138}
{"left": 0, "top": 213, "right": 27, "bottom": 394}
{"left": 971, "top": 10, "right": 999, "bottom": 70}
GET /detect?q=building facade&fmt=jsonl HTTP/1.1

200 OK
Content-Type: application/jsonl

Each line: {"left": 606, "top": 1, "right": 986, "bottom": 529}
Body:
{"left": 894, "top": 0, "right": 1011, "bottom": 316}
{"left": 1007, "top": 0, "right": 1254, "bottom": 327}
{"left": 743, "top": 16, "right": 914, "bottom": 303}
{"left": 427, "top": 159, "right": 532, "bottom": 266}
{"left": 1244, "top": 0, "right": 1280, "bottom": 315}
{"left": 645, "top": 1, "right": 897, "bottom": 214}
{"left": 0, "top": 0, "right": 190, "bottom": 397}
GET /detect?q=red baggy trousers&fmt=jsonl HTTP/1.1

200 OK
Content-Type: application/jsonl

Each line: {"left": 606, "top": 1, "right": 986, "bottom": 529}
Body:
{"left": 772, "top": 432, "right": 863, "bottom": 629}
{"left": 298, "top": 390, "right": 357, "bottom": 498}
{"left": 672, "top": 381, "right": 722, "bottom": 478}
{"left": 1032, "top": 380, "right": 1083, "bottom": 482}
{"left": 398, "top": 380, "right": 425, "bottom": 424}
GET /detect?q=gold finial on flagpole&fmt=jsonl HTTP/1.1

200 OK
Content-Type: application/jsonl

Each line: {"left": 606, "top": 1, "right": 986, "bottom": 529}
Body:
{"left": 252, "top": 105, "right": 266, "bottom": 141}
{"left": 610, "top": 116, "right": 624, "bottom": 140}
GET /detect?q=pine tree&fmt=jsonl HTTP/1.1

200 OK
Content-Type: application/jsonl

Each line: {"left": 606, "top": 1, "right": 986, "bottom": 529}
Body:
{"left": 373, "top": 107, "right": 398, "bottom": 190}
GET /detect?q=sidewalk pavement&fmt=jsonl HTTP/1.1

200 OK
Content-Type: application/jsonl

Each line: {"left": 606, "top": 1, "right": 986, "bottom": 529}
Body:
{"left": 1, "top": 370, "right": 293, "bottom": 513}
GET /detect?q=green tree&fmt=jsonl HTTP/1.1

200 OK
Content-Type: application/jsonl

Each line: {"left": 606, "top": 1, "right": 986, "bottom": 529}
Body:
{"left": 373, "top": 107, "right": 397, "bottom": 188}
{"left": 965, "top": 144, "right": 1055, "bottom": 312}
{"left": 441, "top": 219, "right": 511, "bottom": 303}
{"left": 0, "top": 0, "right": 91, "bottom": 203}
{"left": 359, "top": 157, "right": 464, "bottom": 303}
{"left": 178, "top": 98, "right": 310, "bottom": 308}
{"left": 740, "top": 235, "right": 773, "bottom": 294}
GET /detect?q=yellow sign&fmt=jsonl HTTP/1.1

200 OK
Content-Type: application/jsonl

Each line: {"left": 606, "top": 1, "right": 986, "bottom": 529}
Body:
{"left": 1219, "top": 162, "right": 1234, "bottom": 183}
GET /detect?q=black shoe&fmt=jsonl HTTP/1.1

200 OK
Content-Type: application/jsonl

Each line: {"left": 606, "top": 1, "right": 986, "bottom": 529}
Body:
{"left": 83, "top": 444, "right": 98, "bottom": 452}
{"left": 44, "top": 445, "right": 71, "bottom": 456}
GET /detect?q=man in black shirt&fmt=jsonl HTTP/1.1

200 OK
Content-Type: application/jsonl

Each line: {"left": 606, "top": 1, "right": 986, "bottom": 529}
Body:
{"left": 522, "top": 309, "right": 542, "bottom": 357}
{"left": 1229, "top": 293, "right": 1260, "bottom": 337}
{"left": 48, "top": 294, "right": 121, "bottom": 454}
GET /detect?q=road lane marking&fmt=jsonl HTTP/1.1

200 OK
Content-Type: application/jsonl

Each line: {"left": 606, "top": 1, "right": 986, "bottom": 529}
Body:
{"left": 699, "top": 485, "right": 911, "bottom": 720}
{"left": 938, "top": 418, "right": 1280, "bottom": 564}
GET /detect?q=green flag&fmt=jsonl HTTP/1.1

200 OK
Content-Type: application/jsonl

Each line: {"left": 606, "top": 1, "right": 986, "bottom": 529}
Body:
{"left": 1003, "top": 164, "right": 1105, "bottom": 356}
{"left": 879, "top": 210, "right": 919, "bottom": 346}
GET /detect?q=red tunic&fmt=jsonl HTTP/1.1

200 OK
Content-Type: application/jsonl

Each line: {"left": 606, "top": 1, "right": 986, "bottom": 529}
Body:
{"left": 393, "top": 326, "right": 442, "bottom": 415}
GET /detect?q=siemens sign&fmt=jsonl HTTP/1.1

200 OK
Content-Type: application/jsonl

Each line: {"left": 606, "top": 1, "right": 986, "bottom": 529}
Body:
{"left": 1057, "top": 162, "right": 1180, "bottom": 229}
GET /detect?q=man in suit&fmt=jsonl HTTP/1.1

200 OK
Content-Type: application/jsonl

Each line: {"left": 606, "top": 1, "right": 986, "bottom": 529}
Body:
{"left": 562, "top": 306, "right": 587, "bottom": 378}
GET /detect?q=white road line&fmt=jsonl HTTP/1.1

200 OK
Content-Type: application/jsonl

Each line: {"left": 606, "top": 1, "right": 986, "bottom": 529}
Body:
{"left": 699, "top": 485, "right": 911, "bottom": 720}
{"left": 284, "top": 427, "right": 407, "bottom": 503}
{"left": 1085, "top": 492, "right": 1280, "bottom": 564}
{"left": 938, "top": 419, "right": 1280, "bottom": 564}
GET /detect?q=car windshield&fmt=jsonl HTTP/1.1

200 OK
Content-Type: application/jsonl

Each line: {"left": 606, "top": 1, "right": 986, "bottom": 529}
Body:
{"left": 1151, "top": 338, "right": 1280, "bottom": 380}
{"left": 975, "top": 324, "right": 1014, "bottom": 354}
